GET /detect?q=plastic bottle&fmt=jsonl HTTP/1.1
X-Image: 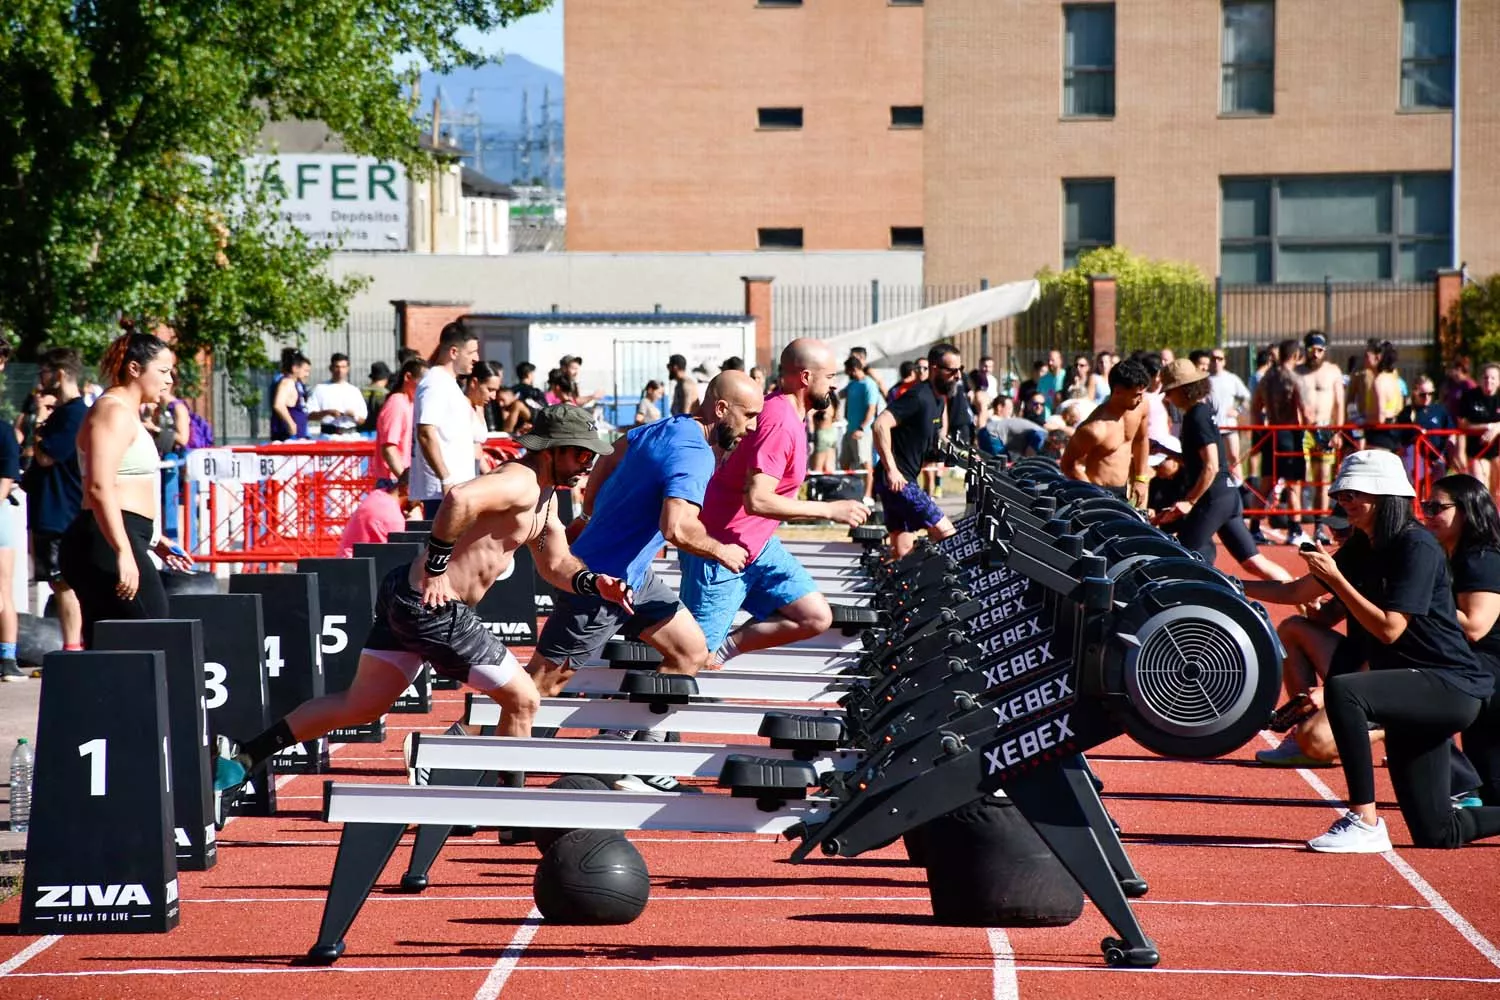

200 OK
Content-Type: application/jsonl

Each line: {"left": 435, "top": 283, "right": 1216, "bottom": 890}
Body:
{"left": 9, "top": 738, "right": 32, "bottom": 834}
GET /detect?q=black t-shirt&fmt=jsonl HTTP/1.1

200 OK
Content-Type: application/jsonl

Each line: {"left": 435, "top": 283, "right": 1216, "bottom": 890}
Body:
{"left": 513, "top": 383, "right": 547, "bottom": 412}
{"left": 946, "top": 388, "right": 974, "bottom": 446}
{"left": 881, "top": 382, "right": 945, "bottom": 480}
{"left": 1450, "top": 543, "right": 1500, "bottom": 684}
{"left": 1330, "top": 527, "right": 1494, "bottom": 698}
{"left": 1459, "top": 387, "right": 1500, "bottom": 457}
{"left": 0, "top": 420, "right": 18, "bottom": 483}
{"left": 1176, "top": 399, "right": 1232, "bottom": 498}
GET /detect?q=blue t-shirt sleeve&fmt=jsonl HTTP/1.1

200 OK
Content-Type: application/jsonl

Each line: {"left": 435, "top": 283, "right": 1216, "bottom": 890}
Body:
{"left": 663, "top": 433, "right": 713, "bottom": 505}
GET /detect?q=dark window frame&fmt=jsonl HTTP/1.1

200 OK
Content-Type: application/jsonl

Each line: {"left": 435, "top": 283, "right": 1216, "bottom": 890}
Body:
{"left": 1399, "top": 0, "right": 1455, "bottom": 110}
{"left": 756, "top": 107, "right": 804, "bottom": 130}
{"left": 890, "top": 226, "right": 924, "bottom": 249}
{"left": 1062, "top": 4, "right": 1116, "bottom": 119}
{"left": 1219, "top": 173, "right": 1453, "bottom": 283}
{"left": 889, "top": 105, "right": 924, "bottom": 129}
{"left": 755, "top": 0, "right": 803, "bottom": 7}
{"left": 1062, "top": 178, "right": 1115, "bottom": 269}
{"left": 1220, "top": 0, "right": 1275, "bottom": 115}
{"left": 758, "top": 227, "right": 805, "bottom": 250}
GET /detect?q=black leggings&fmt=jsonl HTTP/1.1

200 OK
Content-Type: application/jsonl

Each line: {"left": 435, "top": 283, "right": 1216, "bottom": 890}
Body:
{"left": 1463, "top": 696, "right": 1500, "bottom": 806}
{"left": 1326, "top": 669, "right": 1500, "bottom": 848}
{"left": 1175, "top": 485, "right": 1258, "bottom": 564}
{"left": 57, "top": 509, "right": 167, "bottom": 649}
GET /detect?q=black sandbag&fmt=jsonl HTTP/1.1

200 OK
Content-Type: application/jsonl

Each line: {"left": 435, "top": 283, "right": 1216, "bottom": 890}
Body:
{"left": 17, "top": 612, "right": 61, "bottom": 667}
{"left": 923, "top": 793, "right": 1083, "bottom": 927}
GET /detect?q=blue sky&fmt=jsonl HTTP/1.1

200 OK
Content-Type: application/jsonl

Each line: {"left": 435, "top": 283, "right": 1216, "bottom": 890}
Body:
{"left": 458, "top": 2, "right": 564, "bottom": 73}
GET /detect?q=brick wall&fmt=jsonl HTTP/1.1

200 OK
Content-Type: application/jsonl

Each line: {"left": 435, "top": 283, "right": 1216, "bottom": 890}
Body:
{"left": 393, "top": 301, "right": 473, "bottom": 360}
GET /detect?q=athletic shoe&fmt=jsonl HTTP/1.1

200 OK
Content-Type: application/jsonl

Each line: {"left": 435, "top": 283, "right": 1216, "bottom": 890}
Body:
{"left": 1453, "top": 791, "right": 1485, "bottom": 809}
{"left": 1315, "top": 527, "right": 1335, "bottom": 546}
{"left": 214, "top": 753, "right": 249, "bottom": 793}
{"left": 0, "top": 660, "right": 27, "bottom": 682}
{"left": 613, "top": 774, "right": 702, "bottom": 794}
{"left": 1307, "top": 811, "right": 1392, "bottom": 854}
{"left": 1249, "top": 530, "right": 1271, "bottom": 546}
{"left": 1254, "top": 738, "right": 1335, "bottom": 768}
{"left": 1286, "top": 530, "right": 1312, "bottom": 548}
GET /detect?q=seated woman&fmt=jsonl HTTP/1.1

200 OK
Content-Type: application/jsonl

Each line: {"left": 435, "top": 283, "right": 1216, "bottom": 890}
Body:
{"left": 1246, "top": 450, "right": 1500, "bottom": 851}
{"left": 1421, "top": 473, "right": 1500, "bottom": 806}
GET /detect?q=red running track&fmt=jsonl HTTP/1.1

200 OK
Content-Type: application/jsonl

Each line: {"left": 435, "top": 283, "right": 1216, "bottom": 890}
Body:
{"left": 2, "top": 547, "right": 1499, "bottom": 999}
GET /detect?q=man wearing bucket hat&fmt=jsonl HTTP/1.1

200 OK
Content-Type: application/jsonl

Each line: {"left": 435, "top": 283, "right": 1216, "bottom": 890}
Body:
{"left": 1243, "top": 450, "right": 1500, "bottom": 852}
{"left": 213, "top": 404, "right": 631, "bottom": 797}
{"left": 1153, "top": 359, "right": 1291, "bottom": 581}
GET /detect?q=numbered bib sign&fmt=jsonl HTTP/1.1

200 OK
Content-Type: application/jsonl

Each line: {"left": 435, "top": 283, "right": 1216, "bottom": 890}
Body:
{"left": 185, "top": 448, "right": 235, "bottom": 484}
{"left": 297, "top": 558, "right": 382, "bottom": 743}
{"left": 229, "top": 573, "right": 329, "bottom": 775}
{"left": 20, "top": 651, "right": 179, "bottom": 935}
{"left": 94, "top": 620, "right": 215, "bottom": 872}
{"left": 477, "top": 543, "right": 539, "bottom": 644}
{"left": 168, "top": 593, "right": 276, "bottom": 817}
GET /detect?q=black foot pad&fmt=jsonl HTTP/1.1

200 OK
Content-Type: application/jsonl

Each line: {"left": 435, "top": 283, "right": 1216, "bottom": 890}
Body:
{"left": 305, "top": 941, "right": 346, "bottom": 965}
{"left": 620, "top": 670, "right": 697, "bottom": 705}
{"left": 759, "top": 711, "right": 846, "bottom": 753}
{"left": 718, "top": 754, "right": 818, "bottom": 799}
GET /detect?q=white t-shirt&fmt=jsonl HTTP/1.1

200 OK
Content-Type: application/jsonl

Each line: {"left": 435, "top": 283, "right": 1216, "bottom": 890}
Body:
{"left": 1208, "top": 370, "right": 1251, "bottom": 430}
{"left": 410, "top": 368, "right": 476, "bottom": 500}
{"left": 308, "top": 380, "right": 368, "bottom": 432}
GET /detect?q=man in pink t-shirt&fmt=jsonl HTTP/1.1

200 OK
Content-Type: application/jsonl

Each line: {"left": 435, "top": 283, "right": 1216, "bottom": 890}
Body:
{"left": 372, "top": 358, "right": 425, "bottom": 481}
{"left": 337, "top": 475, "right": 414, "bottom": 558}
{"left": 680, "top": 338, "right": 870, "bottom": 665}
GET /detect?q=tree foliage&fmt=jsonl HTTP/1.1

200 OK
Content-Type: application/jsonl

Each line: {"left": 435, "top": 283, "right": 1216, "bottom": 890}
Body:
{"left": 0, "top": 0, "right": 551, "bottom": 391}
{"left": 1029, "top": 247, "right": 1218, "bottom": 357}
{"left": 1454, "top": 273, "right": 1500, "bottom": 369}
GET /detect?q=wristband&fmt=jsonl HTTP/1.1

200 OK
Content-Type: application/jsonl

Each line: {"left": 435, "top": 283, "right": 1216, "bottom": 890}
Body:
{"left": 572, "top": 569, "right": 599, "bottom": 597}
{"left": 577, "top": 513, "right": 592, "bottom": 524}
{"left": 1131, "top": 475, "right": 1150, "bottom": 483}
{"left": 424, "top": 536, "right": 456, "bottom": 576}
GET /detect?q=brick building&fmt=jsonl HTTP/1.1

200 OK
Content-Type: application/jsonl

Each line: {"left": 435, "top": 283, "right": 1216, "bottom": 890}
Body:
{"left": 924, "top": 0, "right": 1500, "bottom": 285}
{"left": 564, "top": 0, "right": 925, "bottom": 252}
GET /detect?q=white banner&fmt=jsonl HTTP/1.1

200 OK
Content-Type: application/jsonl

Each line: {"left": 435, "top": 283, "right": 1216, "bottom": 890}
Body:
{"left": 241, "top": 154, "right": 408, "bottom": 251}
{"left": 822, "top": 280, "right": 1041, "bottom": 363}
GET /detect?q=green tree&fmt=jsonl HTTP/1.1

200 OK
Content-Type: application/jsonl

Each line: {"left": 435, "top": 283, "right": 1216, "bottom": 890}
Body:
{"left": 0, "top": 0, "right": 551, "bottom": 386}
{"left": 1454, "top": 273, "right": 1500, "bottom": 368}
{"left": 1029, "top": 247, "right": 1217, "bottom": 357}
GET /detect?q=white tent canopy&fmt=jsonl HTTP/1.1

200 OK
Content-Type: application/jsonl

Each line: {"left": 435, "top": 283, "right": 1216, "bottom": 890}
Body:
{"left": 820, "top": 279, "right": 1041, "bottom": 364}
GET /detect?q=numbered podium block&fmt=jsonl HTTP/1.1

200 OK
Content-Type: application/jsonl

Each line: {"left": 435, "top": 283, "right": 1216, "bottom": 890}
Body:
{"left": 168, "top": 593, "right": 276, "bottom": 817}
{"left": 229, "top": 573, "right": 329, "bottom": 775}
{"left": 94, "top": 620, "right": 215, "bottom": 872}
{"left": 476, "top": 542, "right": 539, "bottom": 644}
{"left": 387, "top": 531, "right": 429, "bottom": 544}
{"left": 392, "top": 661, "right": 433, "bottom": 712}
{"left": 20, "top": 651, "right": 180, "bottom": 935}
{"left": 297, "top": 558, "right": 382, "bottom": 743}
{"left": 351, "top": 544, "right": 435, "bottom": 706}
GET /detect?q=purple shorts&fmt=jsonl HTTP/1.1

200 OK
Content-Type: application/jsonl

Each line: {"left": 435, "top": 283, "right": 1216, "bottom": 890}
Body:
{"left": 876, "top": 479, "right": 946, "bottom": 534}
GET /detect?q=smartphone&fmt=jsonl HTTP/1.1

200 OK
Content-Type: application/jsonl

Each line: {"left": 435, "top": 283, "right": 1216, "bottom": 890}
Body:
{"left": 1299, "top": 541, "right": 1317, "bottom": 553}
{"left": 1269, "top": 692, "right": 1315, "bottom": 732}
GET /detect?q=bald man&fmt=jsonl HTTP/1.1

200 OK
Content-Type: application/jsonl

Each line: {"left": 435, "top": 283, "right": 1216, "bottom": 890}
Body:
{"left": 681, "top": 339, "right": 870, "bottom": 668}
{"left": 529, "top": 371, "right": 765, "bottom": 705}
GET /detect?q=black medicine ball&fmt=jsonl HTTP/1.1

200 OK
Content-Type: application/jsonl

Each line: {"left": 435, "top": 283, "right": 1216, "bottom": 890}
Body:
{"left": 533, "top": 828, "right": 650, "bottom": 925}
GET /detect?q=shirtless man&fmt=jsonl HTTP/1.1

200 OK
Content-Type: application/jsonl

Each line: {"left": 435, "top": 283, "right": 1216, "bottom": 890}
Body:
{"left": 1293, "top": 331, "right": 1345, "bottom": 546}
{"left": 1059, "top": 359, "right": 1151, "bottom": 506}
{"left": 212, "top": 404, "right": 628, "bottom": 794}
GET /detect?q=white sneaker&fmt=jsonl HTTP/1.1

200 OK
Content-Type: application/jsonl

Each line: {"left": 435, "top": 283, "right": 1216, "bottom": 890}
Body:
{"left": 1287, "top": 530, "right": 1312, "bottom": 548}
{"left": 1254, "top": 737, "right": 1335, "bottom": 768}
{"left": 613, "top": 774, "right": 699, "bottom": 794}
{"left": 1307, "top": 811, "right": 1392, "bottom": 854}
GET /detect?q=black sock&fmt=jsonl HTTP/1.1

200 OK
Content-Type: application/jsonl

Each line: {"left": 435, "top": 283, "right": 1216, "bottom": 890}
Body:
{"left": 240, "top": 719, "right": 299, "bottom": 770}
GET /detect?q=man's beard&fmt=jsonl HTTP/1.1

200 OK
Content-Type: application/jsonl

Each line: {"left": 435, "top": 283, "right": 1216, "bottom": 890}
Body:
{"left": 808, "top": 389, "right": 836, "bottom": 412}
{"left": 714, "top": 422, "right": 740, "bottom": 451}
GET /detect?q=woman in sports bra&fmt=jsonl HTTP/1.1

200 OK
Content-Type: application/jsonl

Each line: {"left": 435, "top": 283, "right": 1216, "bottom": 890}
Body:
{"left": 58, "top": 328, "right": 194, "bottom": 646}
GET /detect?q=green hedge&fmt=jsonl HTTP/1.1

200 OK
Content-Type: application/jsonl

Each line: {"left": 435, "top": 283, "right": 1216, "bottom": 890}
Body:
{"left": 1032, "top": 247, "right": 1217, "bottom": 356}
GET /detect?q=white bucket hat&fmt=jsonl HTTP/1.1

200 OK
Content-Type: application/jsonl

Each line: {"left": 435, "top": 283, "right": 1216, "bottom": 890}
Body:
{"left": 1331, "top": 449, "right": 1415, "bottom": 498}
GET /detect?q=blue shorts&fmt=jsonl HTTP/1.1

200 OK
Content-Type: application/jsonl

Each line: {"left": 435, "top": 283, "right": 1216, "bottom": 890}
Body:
{"left": 876, "top": 478, "right": 946, "bottom": 535}
{"left": 679, "top": 535, "right": 817, "bottom": 650}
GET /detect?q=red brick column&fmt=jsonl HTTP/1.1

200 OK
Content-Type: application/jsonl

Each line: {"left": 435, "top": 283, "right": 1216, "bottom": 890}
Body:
{"left": 1088, "top": 274, "right": 1118, "bottom": 357}
{"left": 1435, "top": 269, "right": 1464, "bottom": 369}
{"left": 742, "top": 276, "right": 774, "bottom": 370}
{"left": 392, "top": 300, "right": 473, "bottom": 361}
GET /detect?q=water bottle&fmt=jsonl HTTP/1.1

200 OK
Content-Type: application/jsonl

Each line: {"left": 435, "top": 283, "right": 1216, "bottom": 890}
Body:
{"left": 9, "top": 738, "right": 33, "bottom": 834}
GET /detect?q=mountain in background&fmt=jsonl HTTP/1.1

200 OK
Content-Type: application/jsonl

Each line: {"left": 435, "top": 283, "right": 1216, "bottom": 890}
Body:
{"left": 413, "top": 57, "right": 565, "bottom": 187}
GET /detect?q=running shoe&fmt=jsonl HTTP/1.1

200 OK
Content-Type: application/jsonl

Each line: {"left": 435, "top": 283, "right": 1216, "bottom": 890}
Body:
{"left": 1307, "top": 812, "right": 1391, "bottom": 854}
{"left": 214, "top": 753, "right": 249, "bottom": 792}
{"left": 1254, "top": 738, "right": 1335, "bottom": 768}
{"left": 613, "top": 774, "right": 702, "bottom": 794}
{"left": 0, "top": 660, "right": 27, "bottom": 682}
{"left": 1452, "top": 791, "right": 1485, "bottom": 809}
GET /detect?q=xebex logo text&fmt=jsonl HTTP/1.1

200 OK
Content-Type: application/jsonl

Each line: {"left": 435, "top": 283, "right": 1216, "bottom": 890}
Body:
{"left": 984, "top": 714, "right": 1076, "bottom": 775}
{"left": 991, "top": 676, "right": 1072, "bottom": 728}
{"left": 36, "top": 884, "right": 152, "bottom": 908}
{"left": 978, "top": 639, "right": 1053, "bottom": 684}
{"left": 971, "top": 599, "right": 1040, "bottom": 634}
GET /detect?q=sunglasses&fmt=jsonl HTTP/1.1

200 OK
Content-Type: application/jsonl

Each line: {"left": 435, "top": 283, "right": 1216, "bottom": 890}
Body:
{"left": 1421, "top": 501, "right": 1456, "bottom": 517}
{"left": 1330, "top": 490, "right": 1373, "bottom": 504}
{"left": 1211, "top": 355, "right": 1226, "bottom": 362}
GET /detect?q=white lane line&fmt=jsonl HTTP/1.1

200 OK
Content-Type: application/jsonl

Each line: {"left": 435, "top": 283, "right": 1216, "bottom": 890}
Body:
{"left": 6, "top": 964, "right": 1500, "bottom": 984}
{"left": 0, "top": 936, "right": 60, "bottom": 976}
{"left": 472, "top": 906, "right": 541, "bottom": 1000}
{"left": 987, "top": 929, "right": 1020, "bottom": 1000}
{"left": 1260, "top": 731, "right": 1500, "bottom": 972}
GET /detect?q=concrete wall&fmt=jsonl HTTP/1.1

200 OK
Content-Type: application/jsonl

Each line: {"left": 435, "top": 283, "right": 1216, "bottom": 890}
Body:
{"left": 328, "top": 250, "right": 926, "bottom": 316}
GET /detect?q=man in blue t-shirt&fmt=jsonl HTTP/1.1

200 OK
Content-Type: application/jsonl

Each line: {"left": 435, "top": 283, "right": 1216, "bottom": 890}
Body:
{"left": 28, "top": 348, "right": 88, "bottom": 649}
{"left": 839, "top": 356, "right": 878, "bottom": 499}
{"left": 527, "top": 370, "right": 764, "bottom": 703}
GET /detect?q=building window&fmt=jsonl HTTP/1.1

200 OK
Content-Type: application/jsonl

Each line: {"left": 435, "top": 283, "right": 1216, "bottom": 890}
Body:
{"left": 757, "top": 107, "right": 804, "bottom": 130}
{"left": 1063, "top": 179, "right": 1114, "bottom": 268}
{"left": 1222, "top": 1, "right": 1274, "bottom": 114}
{"left": 758, "top": 227, "right": 804, "bottom": 250}
{"left": 889, "top": 0, "right": 924, "bottom": 5}
{"left": 890, "top": 106, "right": 924, "bottom": 129}
{"left": 756, "top": 0, "right": 802, "bottom": 6}
{"left": 1063, "top": 4, "right": 1115, "bottom": 118}
{"left": 1220, "top": 174, "right": 1452, "bottom": 283}
{"left": 890, "top": 227, "right": 924, "bottom": 249}
{"left": 1401, "top": 0, "right": 1455, "bottom": 109}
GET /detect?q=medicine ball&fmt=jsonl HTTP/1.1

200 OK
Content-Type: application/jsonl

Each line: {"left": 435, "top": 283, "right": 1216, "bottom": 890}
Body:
{"left": 533, "top": 828, "right": 650, "bottom": 925}
{"left": 923, "top": 794, "right": 1083, "bottom": 927}
{"left": 533, "top": 774, "right": 613, "bottom": 855}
